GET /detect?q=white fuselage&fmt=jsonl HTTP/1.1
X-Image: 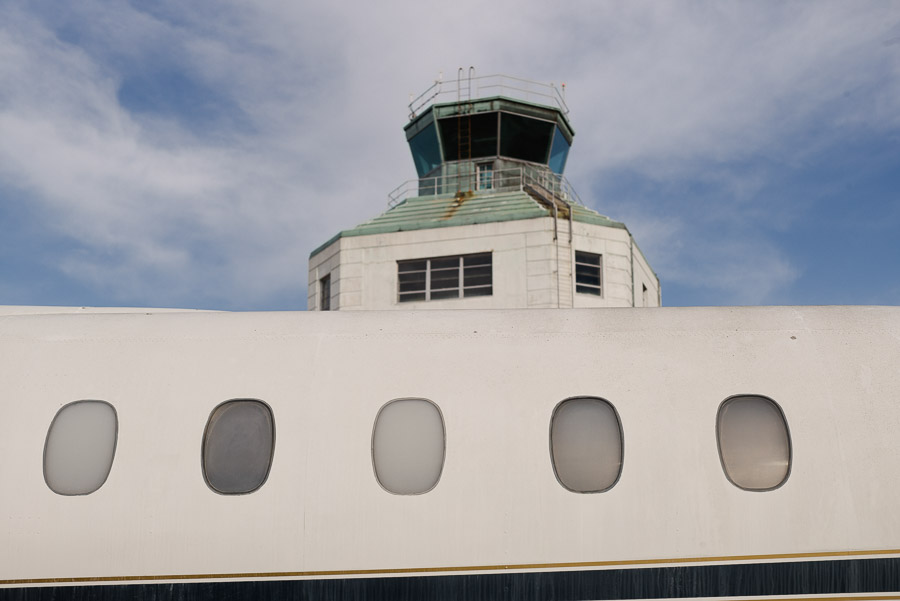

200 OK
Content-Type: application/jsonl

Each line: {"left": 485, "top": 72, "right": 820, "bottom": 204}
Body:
{"left": 1, "top": 306, "right": 898, "bottom": 598}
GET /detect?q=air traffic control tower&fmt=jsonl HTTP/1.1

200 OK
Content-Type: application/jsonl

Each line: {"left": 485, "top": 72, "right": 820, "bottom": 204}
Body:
{"left": 309, "top": 73, "right": 659, "bottom": 311}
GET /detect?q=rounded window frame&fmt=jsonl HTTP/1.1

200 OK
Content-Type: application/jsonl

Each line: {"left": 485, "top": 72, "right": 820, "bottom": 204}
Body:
{"left": 371, "top": 397, "right": 446, "bottom": 496}
{"left": 716, "top": 394, "right": 792, "bottom": 492}
{"left": 201, "top": 398, "right": 276, "bottom": 496}
{"left": 549, "top": 396, "right": 625, "bottom": 494}
{"left": 43, "top": 399, "right": 119, "bottom": 496}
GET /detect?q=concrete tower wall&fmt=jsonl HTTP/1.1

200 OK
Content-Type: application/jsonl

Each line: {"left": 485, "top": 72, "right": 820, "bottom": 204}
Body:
{"left": 309, "top": 216, "right": 658, "bottom": 311}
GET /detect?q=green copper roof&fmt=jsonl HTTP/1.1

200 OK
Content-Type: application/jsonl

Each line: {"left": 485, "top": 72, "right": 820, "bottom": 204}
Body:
{"left": 570, "top": 203, "right": 627, "bottom": 227}
{"left": 310, "top": 190, "right": 625, "bottom": 258}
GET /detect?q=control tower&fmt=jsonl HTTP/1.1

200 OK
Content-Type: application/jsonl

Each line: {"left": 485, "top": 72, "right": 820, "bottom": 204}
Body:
{"left": 308, "top": 72, "right": 659, "bottom": 311}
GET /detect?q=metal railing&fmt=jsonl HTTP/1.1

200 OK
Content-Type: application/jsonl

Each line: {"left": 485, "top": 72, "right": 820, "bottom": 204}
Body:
{"left": 387, "top": 166, "right": 584, "bottom": 209}
{"left": 408, "top": 74, "right": 568, "bottom": 120}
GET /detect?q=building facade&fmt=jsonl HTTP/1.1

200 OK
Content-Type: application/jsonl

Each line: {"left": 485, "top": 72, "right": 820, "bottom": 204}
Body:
{"left": 309, "top": 74, "right": 659, "bottom": 311}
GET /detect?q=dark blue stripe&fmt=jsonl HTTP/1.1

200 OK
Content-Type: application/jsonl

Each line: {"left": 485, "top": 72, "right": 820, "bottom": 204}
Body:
{"left": 4, "top": 557, "right": 900, "bottom": 600}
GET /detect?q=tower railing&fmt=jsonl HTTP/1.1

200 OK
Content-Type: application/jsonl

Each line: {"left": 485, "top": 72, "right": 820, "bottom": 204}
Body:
{"left": 387, "top": 166, "right": 585, "bottom": 209}
{"left": 408, "top": 74, "right": 568, "bottom": 120}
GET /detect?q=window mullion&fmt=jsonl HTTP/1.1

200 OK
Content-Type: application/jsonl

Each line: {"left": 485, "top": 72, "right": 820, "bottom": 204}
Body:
{"left": 397, "top": 253, "right": 492, "bottom": 303}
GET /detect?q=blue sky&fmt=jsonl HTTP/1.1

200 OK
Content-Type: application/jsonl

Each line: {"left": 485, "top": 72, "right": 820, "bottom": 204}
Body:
{"left": 1, "top": 1, "right": 898, "bottom": 310}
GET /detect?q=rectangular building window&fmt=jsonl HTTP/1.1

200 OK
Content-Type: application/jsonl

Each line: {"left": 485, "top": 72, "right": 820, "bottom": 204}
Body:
{"left": 575, "top": 251, "right": 602, "bottom": 296}
{"left": 320, "top": 274, "right": 331, "bottom": 311}
{"left": 398, "top": 253, "right": 492, "bottom": 302}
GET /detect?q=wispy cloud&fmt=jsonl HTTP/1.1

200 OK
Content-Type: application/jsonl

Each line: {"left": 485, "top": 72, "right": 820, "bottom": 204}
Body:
{"left": 0, "top": 0, "right": 897, "bottom": 308}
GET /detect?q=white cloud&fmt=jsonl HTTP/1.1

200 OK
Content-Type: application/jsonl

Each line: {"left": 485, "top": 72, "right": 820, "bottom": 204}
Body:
{"left": 0, "top": 5, "right": 318, "bottom": 307}
{"left": 0, "top": 1, "right": 897, "bottom": 307}
{"left": 560, "top": 2, "right": 900, "bottom": 177}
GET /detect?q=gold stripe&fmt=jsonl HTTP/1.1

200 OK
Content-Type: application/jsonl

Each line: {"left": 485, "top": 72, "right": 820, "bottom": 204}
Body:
{"left": 2, "top": 548, "right": 900, "bottom": 586}
{"left": 751, "top": 598, "right": 900, "bottom": 601}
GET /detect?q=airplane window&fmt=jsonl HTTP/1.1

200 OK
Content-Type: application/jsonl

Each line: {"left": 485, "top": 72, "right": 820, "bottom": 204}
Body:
{"left": 372, "top": 398, "right": 445, "bottom": 494}
{"left": 717, "top": 395, "right": 791, "bottom": 491}
{"left": 202, "top": 399, "right": 275, "bottom": 495}
{"left": 550, "top": 397, "right": 623, "bottom": 493}
{"left": 44, "top": 400, "right": 118, "bottom": 495}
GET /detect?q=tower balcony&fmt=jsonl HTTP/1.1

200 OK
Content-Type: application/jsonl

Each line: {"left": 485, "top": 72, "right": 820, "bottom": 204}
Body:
{"left": 387, "top": 164, "right": 585, "bottom": 217}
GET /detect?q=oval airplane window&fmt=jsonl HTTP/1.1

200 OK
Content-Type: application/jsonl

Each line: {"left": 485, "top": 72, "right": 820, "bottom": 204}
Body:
{"left": 717, "top": 395, "right": 791, "bottom": 491}
{"left": 202, "top": 399, "right": 275, "bottom": 495}
{"left": 44, "top": 400, "right": 118, "bottom": 496}
{"left": 372, "top": 398, "right": 445, "bottom": 495}
{"left": 550, "top": 396, "right": 623, "bottom": 493}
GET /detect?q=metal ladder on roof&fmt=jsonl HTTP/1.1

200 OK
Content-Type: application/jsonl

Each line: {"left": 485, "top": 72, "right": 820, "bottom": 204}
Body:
{"left": 456, "top": 66, "right": 475, "bottom": 194}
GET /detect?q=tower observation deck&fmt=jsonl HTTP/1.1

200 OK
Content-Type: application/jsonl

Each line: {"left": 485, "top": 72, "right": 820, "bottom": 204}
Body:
{"left": 309, "top": 72, "right": 659, "bottom": 311}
